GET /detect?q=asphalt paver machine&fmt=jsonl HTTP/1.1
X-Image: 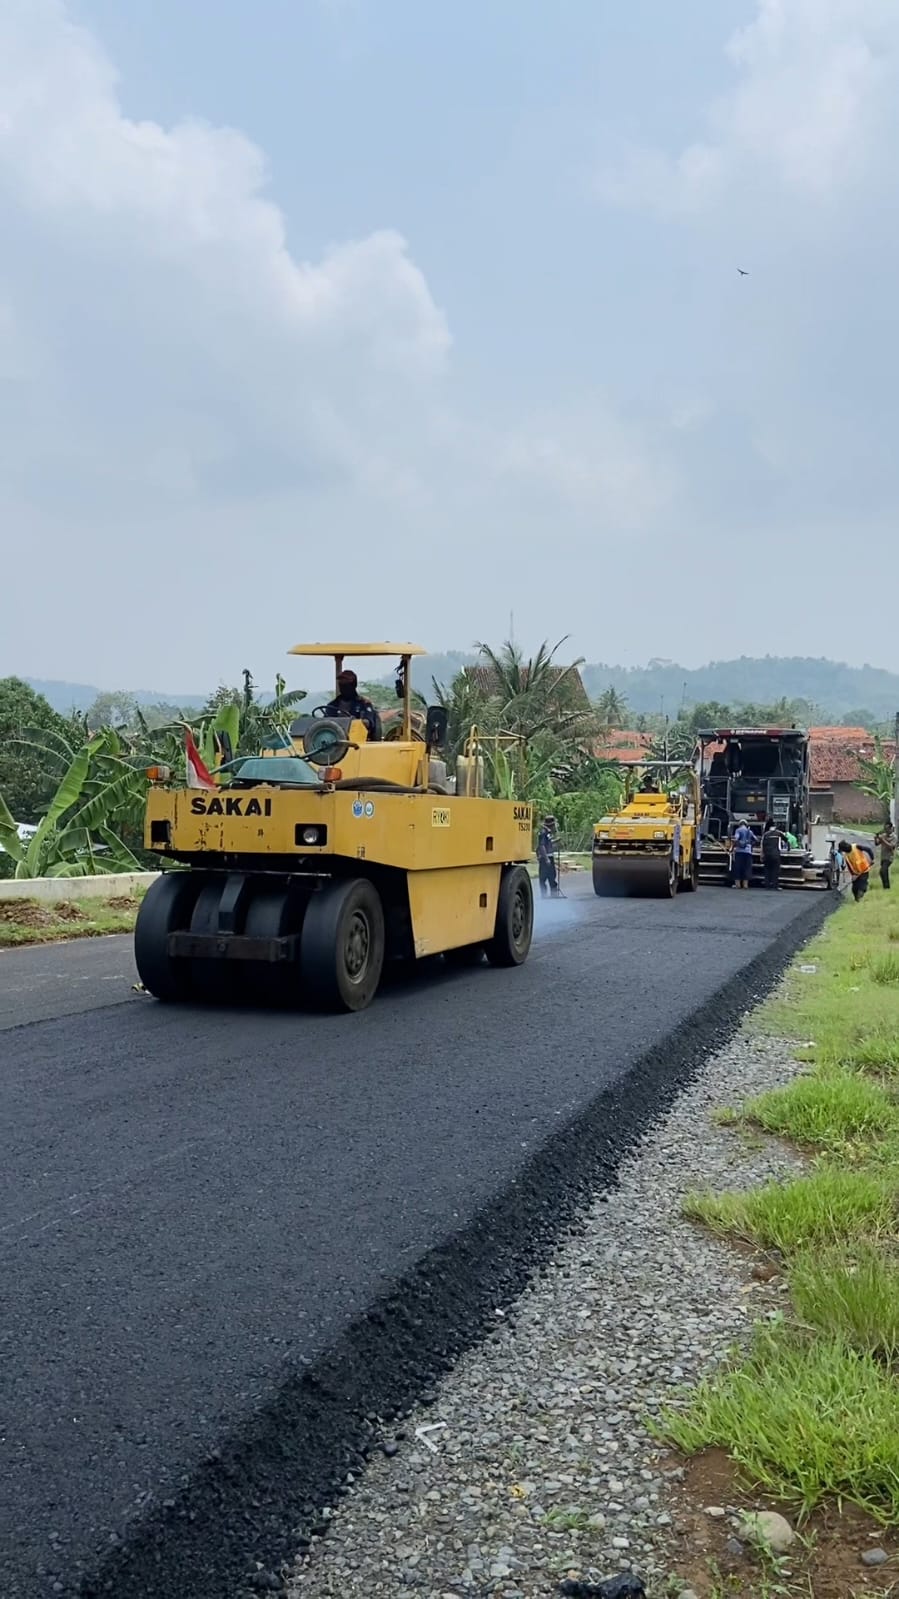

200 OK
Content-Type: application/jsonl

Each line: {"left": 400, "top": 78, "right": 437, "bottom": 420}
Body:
{"left": 696, "top": 727, "right": 828, "bottom": 889}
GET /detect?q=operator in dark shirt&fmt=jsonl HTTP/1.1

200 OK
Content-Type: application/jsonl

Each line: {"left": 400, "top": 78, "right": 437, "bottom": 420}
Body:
{"left": 324, "top": 670, "right": 382, "bottom": 741}
{"left": 536, "top": 816, "right": 561, "bottom": 898}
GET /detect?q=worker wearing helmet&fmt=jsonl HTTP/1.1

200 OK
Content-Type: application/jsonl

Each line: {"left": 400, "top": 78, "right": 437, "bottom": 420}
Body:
{"left": 324, "top": 670, "right": 382, "bottom": 741}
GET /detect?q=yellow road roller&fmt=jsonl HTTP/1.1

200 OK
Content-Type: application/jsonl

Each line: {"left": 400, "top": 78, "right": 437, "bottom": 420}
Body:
{"left": 592, "top": 761, "right": 701, "bottom": 898}
{"left": 134, "top": 643, "right": 534, "bottom": 1011}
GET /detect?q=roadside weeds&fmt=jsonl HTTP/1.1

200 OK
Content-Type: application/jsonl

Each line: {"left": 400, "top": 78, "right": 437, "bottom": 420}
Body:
{"left": 658, "top": 886, "right": 899, "bottom": 1593}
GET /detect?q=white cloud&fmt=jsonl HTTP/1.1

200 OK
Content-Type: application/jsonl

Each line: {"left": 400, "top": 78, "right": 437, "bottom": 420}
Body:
{"left": 597, "top": 0, "right": 899, "bottom": 215}
{"left": 493, "top": 407, "right": 676, "bottom": 526}
{"left": 0, "top": 0, "right": 449, "bottom": 509}
{"left": 0, "top": 0, "right": 701, "bottom": 686}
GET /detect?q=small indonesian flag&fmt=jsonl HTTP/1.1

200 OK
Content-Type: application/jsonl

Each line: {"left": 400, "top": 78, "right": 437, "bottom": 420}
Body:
{"left": 185, "top": 728, "right": 215, "bottom": 790}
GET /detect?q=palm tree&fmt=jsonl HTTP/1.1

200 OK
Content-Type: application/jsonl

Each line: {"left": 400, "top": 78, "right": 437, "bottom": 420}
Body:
{"left": 465, "top": 637, "right": 604, "bottom": 803}
{"left": 431, "top": 669, "right": 490, "bottom": 765}
{"left": 596, "top": 685, "right": 629, "bottom": 729}
{"left": 473, "top": 636, "right": 590, "bottom": 743}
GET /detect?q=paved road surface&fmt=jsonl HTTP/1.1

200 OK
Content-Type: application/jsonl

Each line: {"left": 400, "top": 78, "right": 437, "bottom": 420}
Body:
{"left": 0, "top": 880, "right": 827, "bottom": 1598}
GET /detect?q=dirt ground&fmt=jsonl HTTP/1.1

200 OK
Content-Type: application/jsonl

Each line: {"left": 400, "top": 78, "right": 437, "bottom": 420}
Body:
{"left": 663, "top": 1449, "right": 898, "bottom": 1597}
{"left": 0, "top": 894, "right": 141, "bottom": 946}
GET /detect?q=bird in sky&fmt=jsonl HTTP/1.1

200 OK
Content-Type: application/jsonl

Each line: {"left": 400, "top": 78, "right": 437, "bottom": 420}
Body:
{"left": 737, "top": 267, "right": 749, "bottom": 276}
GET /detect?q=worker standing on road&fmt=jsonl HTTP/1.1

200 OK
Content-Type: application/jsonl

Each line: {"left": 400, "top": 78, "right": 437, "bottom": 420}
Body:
{"left": 875, "top": 821, "right": 896, "bottom": 890}
{"left": 536, "top": 815, "right": 561, "bottom": 898}
{"left": 731, "top": 819, "right": 754, "bottom": 889}
{"left": 840, "top": 840, "right": 872, "bottom": 901}
{"left": 761, "top": 817, "right": 784, "bottom": 890}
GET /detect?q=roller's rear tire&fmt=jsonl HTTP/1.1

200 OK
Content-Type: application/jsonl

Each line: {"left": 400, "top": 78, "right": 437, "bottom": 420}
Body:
{"left": 485, "top": 865, "right": 533, "bottom": 967}
{"left": 134, "top": 871, "right": 200, "bottom": 1001}
{"left": 301, "top": 878, "right": 385, "bottom": 1012}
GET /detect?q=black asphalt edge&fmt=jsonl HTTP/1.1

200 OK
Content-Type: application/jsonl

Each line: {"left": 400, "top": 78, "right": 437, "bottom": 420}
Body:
{"left": 79, "top": 894, "right": 835, "bottom": 1599}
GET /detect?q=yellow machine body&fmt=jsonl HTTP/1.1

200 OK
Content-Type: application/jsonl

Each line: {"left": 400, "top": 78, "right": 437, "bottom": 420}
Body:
{"left": 136, "top": 642, "right": 534, "bottom": 1010}
{"left": 592, "top": 767, "right": 701, "bottom": 899}
{"left": 145, "top": 784, "right": 529, "bottom": 957}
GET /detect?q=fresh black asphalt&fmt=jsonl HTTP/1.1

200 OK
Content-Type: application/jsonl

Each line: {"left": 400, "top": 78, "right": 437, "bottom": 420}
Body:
{"left": 0, "top": 880, "right": 833, "bottom": 1598}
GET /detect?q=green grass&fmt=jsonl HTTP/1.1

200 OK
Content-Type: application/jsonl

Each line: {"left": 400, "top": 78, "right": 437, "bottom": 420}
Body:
{"left": 0, "top": 894, "right": 142, "bottom": 948}
{"left": 683, "top": 1166, "right": 897, "bottom": 1254}
{"left": 671, "top": 887, "right": 899, "bottom": 1543}
{"left": 869, "top": 951, "right": 899, "bottom": 986}
{"left": 542, "top": 1506, "right": 593, "bottom": 1532}
{"left": 837, "top": 1031, "right": 899, "bottom": 1074}
{"left": 739, "top": 1072, "right": 899, "bottom": 1152}
{"left": 757, "top": 894, "right": 899, "bottom": 1062}
{"left": 657, "top": 1324, "right": 899, "bottom": 1520}
{"left": 790, "top": 1242, "right": 899, "bottom": 1361}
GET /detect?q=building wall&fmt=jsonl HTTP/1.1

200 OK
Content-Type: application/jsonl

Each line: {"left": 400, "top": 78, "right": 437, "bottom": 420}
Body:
{"left": 832, "top": 784, "right": 885, "bottom": 824}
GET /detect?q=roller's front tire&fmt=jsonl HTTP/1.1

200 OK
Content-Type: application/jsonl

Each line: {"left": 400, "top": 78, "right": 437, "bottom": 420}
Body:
{"left": 134, "top": 872, "right": 199, "bottom": 1001}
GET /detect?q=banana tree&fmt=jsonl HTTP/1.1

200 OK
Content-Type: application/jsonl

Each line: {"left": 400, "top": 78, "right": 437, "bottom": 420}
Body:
{"left": 858, "top": 734, "right": 895, "bottom": 821}
{"left": 0, "top": 728, "right": 145, "bottom": 878}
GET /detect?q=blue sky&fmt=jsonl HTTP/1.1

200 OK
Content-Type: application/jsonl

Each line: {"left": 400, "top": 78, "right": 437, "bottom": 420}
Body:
{"left": 2, "top": 0, "right": 897, "bottom": 691}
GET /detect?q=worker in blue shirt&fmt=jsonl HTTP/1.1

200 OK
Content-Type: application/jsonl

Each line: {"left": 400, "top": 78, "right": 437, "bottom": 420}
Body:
{"left": 731, "top": 819, "right": 754, "bottom": 888}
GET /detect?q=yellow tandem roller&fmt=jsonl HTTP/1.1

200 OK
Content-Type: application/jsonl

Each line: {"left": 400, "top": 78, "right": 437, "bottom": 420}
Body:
{"left": 592, "top": 762, "right": 701, "bottom": 899}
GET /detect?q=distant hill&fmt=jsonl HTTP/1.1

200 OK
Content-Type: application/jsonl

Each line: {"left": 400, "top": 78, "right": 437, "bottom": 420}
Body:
{"left": 579, "top": 656, "right": 899, "bottom": 723}
{"left": 24, "top": 654, "right": 899, "bottom": 724}
{"left": 24, "top": 679, "right": 208, "bottom": 715}
{"left": 24, "top": 655, "right": 478, "bottom": 716}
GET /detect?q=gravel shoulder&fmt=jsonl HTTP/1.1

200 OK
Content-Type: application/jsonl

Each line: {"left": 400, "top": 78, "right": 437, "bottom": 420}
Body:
{"left": 287, "top": 1031, "right": 808, "bottom": 1599}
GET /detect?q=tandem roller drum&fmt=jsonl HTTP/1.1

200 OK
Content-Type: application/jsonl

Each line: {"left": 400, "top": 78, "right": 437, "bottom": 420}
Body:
{"left": 592, "top": 854, "right": 678, "bottom": 898}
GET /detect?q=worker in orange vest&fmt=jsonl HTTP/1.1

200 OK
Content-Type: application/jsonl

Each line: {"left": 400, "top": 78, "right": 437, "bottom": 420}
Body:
{"left": 839, "top": 840, "right": 871, "bottom": 902}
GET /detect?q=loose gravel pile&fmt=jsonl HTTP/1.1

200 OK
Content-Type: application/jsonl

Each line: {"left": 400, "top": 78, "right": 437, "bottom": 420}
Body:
{"left": 288, "top": 1031, "right": 803, "bottom": 1599}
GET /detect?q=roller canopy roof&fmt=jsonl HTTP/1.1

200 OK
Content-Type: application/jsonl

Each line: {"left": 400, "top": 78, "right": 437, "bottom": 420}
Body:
{"left": 288, "top": 642, "right": 426, "bottom": 657}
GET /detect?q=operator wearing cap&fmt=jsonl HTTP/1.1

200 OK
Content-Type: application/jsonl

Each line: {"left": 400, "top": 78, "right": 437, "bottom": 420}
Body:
{"left": 324, "top": 670, "right": 382, "bottom": 741}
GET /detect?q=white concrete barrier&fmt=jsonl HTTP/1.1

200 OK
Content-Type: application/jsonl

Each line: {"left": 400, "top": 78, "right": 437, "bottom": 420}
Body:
{"left": 0, "top": 872, "right": 159, "bottom": 904}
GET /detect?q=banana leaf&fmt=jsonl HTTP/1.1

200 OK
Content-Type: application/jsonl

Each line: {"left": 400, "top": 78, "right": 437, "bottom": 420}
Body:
{"left": 43, "top": 736, "right": 104, "bottom": 832}
{"left": 487, "top": 747, "right": 518, "bottom": 800}
{"left": 97, "top": 824, "right": 144, "bottom": 871}
{"left": 213, "top": 703, "right": 240, "bottom": 767}
{"left": 199, "top": 703, "right": 240, "bottom": 771}
{"left": 18, "top": 722, "right": 79, "bottom": 762}
{"left": 55, "top": 765, "right": 146, "bottom": 846}
{"left": 0, "top": 791, "right": 24, "bottom": 862}
{"left": 14, "top": 733, "right": 121, "bottom": 877}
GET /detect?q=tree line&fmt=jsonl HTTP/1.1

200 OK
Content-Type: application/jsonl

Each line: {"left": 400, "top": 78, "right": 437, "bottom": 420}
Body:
{"left": 0, "top": 645, "right": 886, "bottom": 876}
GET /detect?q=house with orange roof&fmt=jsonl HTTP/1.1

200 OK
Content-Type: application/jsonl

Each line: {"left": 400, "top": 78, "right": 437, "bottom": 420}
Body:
{"left": 594, "top": 729, "right": 653, "bottom": 766}
{"left": 808, "top": 728, "right": 894, "bottom": 823}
